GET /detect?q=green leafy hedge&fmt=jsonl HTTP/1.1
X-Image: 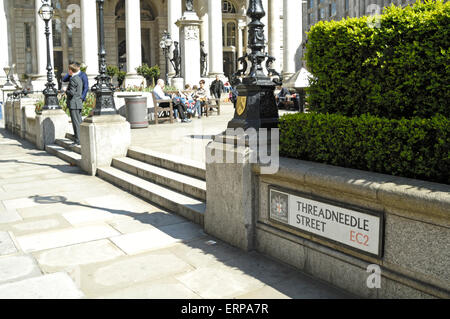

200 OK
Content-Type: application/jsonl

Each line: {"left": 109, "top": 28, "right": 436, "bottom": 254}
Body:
{"left": 279, "top": 113, "right": 450, "bottom": 184}
{"left": 305, "top": 0, "right": 450, "bottom": 118}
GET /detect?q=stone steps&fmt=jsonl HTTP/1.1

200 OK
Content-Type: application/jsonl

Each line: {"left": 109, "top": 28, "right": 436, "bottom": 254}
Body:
{"left": 55, "top": 138, "right": 81, "bottom": 154}
{"left": 112, "top": 157, "right": 206, "bottom": 201}
{"left": 45, "top": 144, "right": 81, "bottom": 167}
{"left": 97, "top": 166, "right": 205, "bottom": 226}
{"left": 127, "top": 146, "right": 206, "bottom": 181}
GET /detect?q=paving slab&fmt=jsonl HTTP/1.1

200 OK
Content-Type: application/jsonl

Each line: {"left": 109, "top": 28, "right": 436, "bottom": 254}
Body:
{"left": 98, "top": 277, "right": 201, "bottom": 299}
{"left": 8, "top": 216, "right": 70, "bottom": 236}
{"left": 15, "top": 225, "right": 120, "bottom": 253}
{"left": 0, "top": 231, "right": 17, "bottom": 256}
{"left": 0, "top": 272, "right": 84, "bottom": 299}
{"left": 33, "top": 239, "right": 125, "bottom": 272}
{"left": 0, "top": 209, "right": 23, "bottom": 224}
{"left": 235, "top": 272, "right": 356, "bottom": 299}
{"left": 175, "top": 264, "right": 266, "bottom": 299}
{"left": 109, "top": 228, "right": 182, "bottom": 255}
{"left": 82, "top": 252, "right": 194, "bottom": 297}
{"left": 168, "top": 238, "right": 246, "bottom": 269}
{"left": 0, "top": 255, "right": 42, "bottom": 284}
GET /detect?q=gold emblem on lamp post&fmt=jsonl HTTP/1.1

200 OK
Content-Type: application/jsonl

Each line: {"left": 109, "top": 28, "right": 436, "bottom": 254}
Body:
{"left": 236, "top": 96, "right": 247, "bottom": 116}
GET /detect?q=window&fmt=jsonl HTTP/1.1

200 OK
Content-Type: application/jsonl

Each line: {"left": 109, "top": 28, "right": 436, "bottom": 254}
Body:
{"left": 308, "top": 12, "right": 314, "bottom": 25}
{"left": 345, "top": 0, "right": 349, "bottom": 11}
{"left": 319, "top": 8, "right": 325, "bottom": 20}
{"left": 67, "top": 25, "right": 73, "bottom": 48}
{"left": 308, "top": 0, "right": 314, "bottom": 9}
{"left": 222, "top": 0, "right": 236, "bottom": 14}
{"left": 25, "top": 23, "right": 32, "bottom": 74}
{"left": 52, "top": 19, "right": 62, "bottom": 48}
{"left": 226, "top": 22, "right": 236, "bottom": 47}
{"left": 331, "top": 2, "right": 337, "bottom": 16}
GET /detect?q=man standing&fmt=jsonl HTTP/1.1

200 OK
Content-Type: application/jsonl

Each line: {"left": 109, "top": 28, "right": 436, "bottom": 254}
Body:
{"left": 210, "top": 75, "right": 225, "bottom": 108}
{"left": 62, "top": 62, "right": 89, "bottom": 102}
{"left": 66, "top": 63, "right": 83, "bottom": 145}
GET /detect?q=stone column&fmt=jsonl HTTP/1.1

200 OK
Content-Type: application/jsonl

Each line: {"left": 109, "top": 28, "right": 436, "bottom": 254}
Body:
{"left": 31, "top": 0, "right": 55, "bottom": 92}
{"left": 168, "top": 0, "right": 182, "bottom": 78}
{"left": 0, "top": 0, "right": 9, "bottom": 88}
{"left": 80, "top": 0, "right": 99, "bottom": 83}
{"left": 198, "top": 0, "right": 209, "bottom": 78}
{"left": 268, "top": 0, "right": 282, "bottom": 72}
{"left": 176, "top": 11, "right": 201, "bottom": 88}
{"left": 124, "top": 0, "right": 145, "bottom": 87}
{"left": 283, "top": 0, "right": 302, "bottom": 80}
{"left": 207, "top": 0, "right": 223, "bottom": 77}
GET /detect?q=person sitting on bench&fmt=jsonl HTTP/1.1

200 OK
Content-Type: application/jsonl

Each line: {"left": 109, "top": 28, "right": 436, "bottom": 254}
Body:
{"left": 153, "top": 79, "right": 190, "bottom": 123}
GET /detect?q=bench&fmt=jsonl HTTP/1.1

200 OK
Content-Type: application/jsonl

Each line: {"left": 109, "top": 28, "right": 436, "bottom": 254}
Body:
{"left": 152, "top": 92, "right": 174, "bottom": 125}
{"left": 202, "top": 98, "right": 220, "bottom": 117}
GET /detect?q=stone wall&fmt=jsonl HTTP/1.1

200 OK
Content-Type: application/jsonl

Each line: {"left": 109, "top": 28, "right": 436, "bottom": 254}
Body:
{"left": 252, "top": 158, "right": 450, "bottom": 298}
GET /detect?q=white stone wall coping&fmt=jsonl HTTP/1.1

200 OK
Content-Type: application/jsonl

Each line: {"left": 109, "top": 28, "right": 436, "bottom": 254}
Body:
{"left": 254, "top": 157, "right": 450, "bottom": 222}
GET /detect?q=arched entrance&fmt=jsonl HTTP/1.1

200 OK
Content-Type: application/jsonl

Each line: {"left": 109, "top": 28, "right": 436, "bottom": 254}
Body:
{"left": 222, "top": 0, "right": 239, "bottom": 80}
{"left": 115, "top": 0, "right": 157, "bottom": 71}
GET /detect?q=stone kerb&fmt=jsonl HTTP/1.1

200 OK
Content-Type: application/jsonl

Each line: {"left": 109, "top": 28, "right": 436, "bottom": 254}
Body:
{"left": 252, "top": 158, "right": 450, "bottom": 298}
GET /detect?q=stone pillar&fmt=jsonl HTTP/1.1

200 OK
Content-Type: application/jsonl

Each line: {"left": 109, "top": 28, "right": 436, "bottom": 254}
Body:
{"left": 198, "top": 0, "right": 209, "bottom": 78}
{"left": 204, "top": 135, "right": 257, "bottom": 251}
{"left": 35, "top": 109, "right": 70, "bottom": 150}
{"left": 124, "top": 0, "right": 145, "bottom": 87}
{"left": 283, "top": 0, "right": 302, "bottom": 80}
{"left": 168, "top": 0, "right": 182, "bottom": 78}
{"left": 268, "top": 0, "right": 282, "bottom": 72}
{"left": 176, "top": 11, "right": 201, "bottom": 88}
{"left": 80, "top": 115, "right": 131, "bottom": 176}
{"left": 80, "top": 0, "right": 99, "bottom": 84}
{"left": 237, "top": 20, "right": 246, "bottom": 60}
{"left": 31, "top": 0, "right": 55, "bottom": 92}
{"left": 0, "top": 0, "right": 9, "bottom": 87}
{"left": 207, "top": 0, "right": 223, "bottom": 77}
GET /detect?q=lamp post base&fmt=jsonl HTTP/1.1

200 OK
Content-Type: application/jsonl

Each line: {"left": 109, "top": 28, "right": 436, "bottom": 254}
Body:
{"left": 227, "top": 78, "right": 279, "bottom": 131}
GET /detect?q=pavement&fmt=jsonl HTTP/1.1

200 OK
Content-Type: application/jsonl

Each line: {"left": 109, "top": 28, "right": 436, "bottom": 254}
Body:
{"left": 0, "top": 110, "right": 354, "bottom": 299}
{"left": 131, "top": 102, "right": 296, "bottom": 163}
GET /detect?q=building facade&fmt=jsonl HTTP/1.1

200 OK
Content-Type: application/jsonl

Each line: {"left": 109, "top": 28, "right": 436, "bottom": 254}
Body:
{"left": 0, "top": 0, "right": 417, "bottom": 92}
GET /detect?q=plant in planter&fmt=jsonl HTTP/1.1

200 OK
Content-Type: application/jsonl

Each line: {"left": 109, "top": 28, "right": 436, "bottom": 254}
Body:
{"left": 82, "top": 93, "right": 96, "bottom": 117}
{"left": 117, "top": 70, "right": 126, "bottom": 88}
{"left": 35, "top": 100, "right": 44, "bottom": 115}
{"left": 136, "top": 64, "right": 160, "bottom": 87}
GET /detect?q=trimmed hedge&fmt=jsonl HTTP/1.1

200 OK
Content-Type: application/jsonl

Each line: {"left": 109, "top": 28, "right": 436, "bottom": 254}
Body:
{"left": 305, "top": 0, "right": 450, "bottom": 119}
{"left": 279, "top": 113, "right": 450, "bottom": 184}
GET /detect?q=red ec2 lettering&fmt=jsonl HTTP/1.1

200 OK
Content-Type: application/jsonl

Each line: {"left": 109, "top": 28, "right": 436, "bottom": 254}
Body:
{"left": 350, "top": 230, "right": 369, "bottom": 247}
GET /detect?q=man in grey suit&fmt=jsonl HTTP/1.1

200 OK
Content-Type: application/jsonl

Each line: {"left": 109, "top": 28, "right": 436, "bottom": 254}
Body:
{"left": 66, "top": 63, "right": 83, "bottom": 145}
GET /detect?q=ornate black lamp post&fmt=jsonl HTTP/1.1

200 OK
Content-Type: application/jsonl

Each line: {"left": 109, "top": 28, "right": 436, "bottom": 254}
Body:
{"left": 160, "top": 31, "right": 173, "bottom": 85}
{"left": 91, "top": 0, "right": 117, "bottom": 116}
{"left": 38, "top": 0, "right": 59, "bottom": 110}
{"left": 228, "top": 0, "right": 281, "bottom": 130}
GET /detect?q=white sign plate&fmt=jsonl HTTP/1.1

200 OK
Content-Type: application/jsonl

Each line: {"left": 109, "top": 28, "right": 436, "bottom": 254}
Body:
{"left": 269, "top": 187, "right": 383, "bottom": 257}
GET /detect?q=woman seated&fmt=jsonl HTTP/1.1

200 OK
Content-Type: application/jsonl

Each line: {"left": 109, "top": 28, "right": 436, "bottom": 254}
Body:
{"left": 193, "top": 80, "right": 210, "bottom": 118}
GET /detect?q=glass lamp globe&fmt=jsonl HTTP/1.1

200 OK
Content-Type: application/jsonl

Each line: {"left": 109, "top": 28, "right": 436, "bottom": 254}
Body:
{"left": 38, "top": 3, "right": 54, "bottom": 21}
{"left": 159, "top": 40, "right": 166, "bottom": 49}
{"left": 3, "top": 66, "right": 10, "bottom": 76}
{"left": 165, "top": 35, "right": 173, "bottom": 48}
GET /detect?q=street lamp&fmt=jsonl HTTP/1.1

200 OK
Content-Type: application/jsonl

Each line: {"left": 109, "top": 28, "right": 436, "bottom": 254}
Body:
{"left": 38, "top": 0, "right": 59, "bottom": 110}
{"left": 227, "top": 0, "right": 281, "bottom": 130}
{"left": 2, "top": 65, "right": 13, "bottom": 87}
{"left": 160, "top": 31, "right": 173, "bottom": 85}
{"left": 91, "top": 0, "right": 117, "bottom": 115}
